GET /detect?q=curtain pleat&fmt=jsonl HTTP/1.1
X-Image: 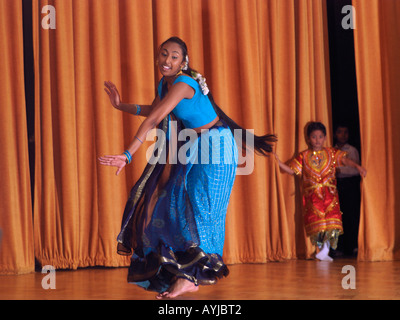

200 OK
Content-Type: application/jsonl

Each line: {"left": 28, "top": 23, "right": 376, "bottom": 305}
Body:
{"left": 353, "top": 0, "right": 400, "bottom": 261}
{"left": 0, "top": 0, "right": 34, "bottom": 274}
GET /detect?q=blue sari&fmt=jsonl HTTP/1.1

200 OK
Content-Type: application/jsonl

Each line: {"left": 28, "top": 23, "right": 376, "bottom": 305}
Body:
{"left": 116, "top": 84, "right": 238, "bottom": 293}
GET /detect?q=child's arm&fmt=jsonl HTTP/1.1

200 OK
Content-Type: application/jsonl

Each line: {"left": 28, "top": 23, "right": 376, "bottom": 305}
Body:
{"left": 341, "top": 157, "right": 367, "bottom": 178}
{"left": 274, "top": 153, "right": 295, "bottom": 175}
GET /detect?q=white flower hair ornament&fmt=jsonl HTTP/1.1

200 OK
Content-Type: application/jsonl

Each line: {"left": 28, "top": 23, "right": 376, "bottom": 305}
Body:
{"left": 191, "top": 70, "right": 209, "bottom": 96}
{"left": 182, "top": 55, "right": 189, "bottom": 70}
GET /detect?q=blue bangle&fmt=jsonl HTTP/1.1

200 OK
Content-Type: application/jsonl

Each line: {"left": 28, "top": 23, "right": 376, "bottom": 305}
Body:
{"left": 135, "top": 136, "right": 143, "bottom": 144}
{"left": 135, "top": 104, "right": 141, "bottom": 115}
{"left": 123, "top": 150, "right": 132, "bottom": 164}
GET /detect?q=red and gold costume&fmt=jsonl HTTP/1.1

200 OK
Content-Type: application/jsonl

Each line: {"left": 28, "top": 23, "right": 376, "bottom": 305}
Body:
{"left": 289, "top": 147, "right": 347, "bottom": 248}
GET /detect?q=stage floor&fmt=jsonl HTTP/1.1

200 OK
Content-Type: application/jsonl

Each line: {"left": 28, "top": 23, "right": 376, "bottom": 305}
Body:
{"left": 1, "top": 258, "right": 399, "bottom": 300}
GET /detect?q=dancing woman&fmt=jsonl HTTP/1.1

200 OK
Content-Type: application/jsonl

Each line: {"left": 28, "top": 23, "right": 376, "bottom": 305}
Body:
{"left": 99, "top": 37, "right": 276, "bottom": 298}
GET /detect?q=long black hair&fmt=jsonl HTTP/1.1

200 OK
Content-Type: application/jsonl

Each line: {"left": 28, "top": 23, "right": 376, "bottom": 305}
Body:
{"left": 159, "top": 37, "right": 277, "bottom": 156}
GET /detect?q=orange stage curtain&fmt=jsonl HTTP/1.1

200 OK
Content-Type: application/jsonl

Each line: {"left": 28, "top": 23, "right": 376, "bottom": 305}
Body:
{"left": 0, "top": 0, "right": 34, "bottom": 274}
{"left": 31, "top": 0, "right": 333, "bottom": 269}
{"left": 353, "top": 0, "right": 400, "bottom": 261}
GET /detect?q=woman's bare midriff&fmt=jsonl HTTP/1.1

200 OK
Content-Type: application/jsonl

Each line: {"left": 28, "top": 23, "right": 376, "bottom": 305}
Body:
{"left": 192, "top": 116, "right": 221, "bottom": 133}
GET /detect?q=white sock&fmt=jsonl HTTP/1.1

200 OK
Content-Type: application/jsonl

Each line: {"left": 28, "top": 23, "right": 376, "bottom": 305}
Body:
{"left": 316, "top": 240, "right": 333, "bottom": 261}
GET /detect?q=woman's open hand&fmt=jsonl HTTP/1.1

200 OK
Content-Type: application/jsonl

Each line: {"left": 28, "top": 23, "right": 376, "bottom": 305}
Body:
{"left": 98, "top": 154, "right": 127, "bottom": 176}
{"left": 104, "top": 81, "right": 121, "bottom": 109}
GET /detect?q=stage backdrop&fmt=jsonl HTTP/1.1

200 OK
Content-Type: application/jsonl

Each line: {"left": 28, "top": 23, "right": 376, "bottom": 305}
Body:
{"left": 30, "top": 0, "right": 332, "bottom": 269}
{"left": 1, "top": 0, "right": 399, "bottom": 274}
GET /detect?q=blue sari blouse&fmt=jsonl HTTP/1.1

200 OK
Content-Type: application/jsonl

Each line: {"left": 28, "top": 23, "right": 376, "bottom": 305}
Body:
{"left": 157, "top": 75, "right": 218, "bottom": 129}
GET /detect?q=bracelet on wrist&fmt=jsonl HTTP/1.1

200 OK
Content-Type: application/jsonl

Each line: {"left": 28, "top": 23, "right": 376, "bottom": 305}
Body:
{"left": 135, "top": 136, "right": 143, "bottom": 144}
{"left": 134, "top": 104, "right": 141, "bottom": 115}
{"left": 123, "top": 150, "right": 132, "bottom": 164}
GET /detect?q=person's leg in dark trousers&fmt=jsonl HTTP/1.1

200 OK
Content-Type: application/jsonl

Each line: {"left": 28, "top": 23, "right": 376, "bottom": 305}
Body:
{"left": 337, "top": 176, "right": 361, "bottom": 256}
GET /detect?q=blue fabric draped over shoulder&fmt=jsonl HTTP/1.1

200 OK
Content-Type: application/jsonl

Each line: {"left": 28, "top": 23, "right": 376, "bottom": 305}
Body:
{"left": 117, "top": 75, "right": 238, "bottom": 293}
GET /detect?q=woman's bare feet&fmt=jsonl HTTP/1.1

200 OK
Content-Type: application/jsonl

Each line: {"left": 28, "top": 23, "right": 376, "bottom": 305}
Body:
{"left": 156, "top": 278, "right": 199, "bottom": 299}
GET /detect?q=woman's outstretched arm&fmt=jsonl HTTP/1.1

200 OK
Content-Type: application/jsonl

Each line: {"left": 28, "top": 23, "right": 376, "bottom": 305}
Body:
{"left": 99, "top": 82, "right": 194, "bottom": 175}
{"left": 104, "top": 80, "right": 159, "bottom": 117}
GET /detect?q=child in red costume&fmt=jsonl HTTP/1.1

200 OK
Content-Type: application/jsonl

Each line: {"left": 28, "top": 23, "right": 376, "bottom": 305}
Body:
{"left": 275, "top": 122, "right": 366, "bottom": 261}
